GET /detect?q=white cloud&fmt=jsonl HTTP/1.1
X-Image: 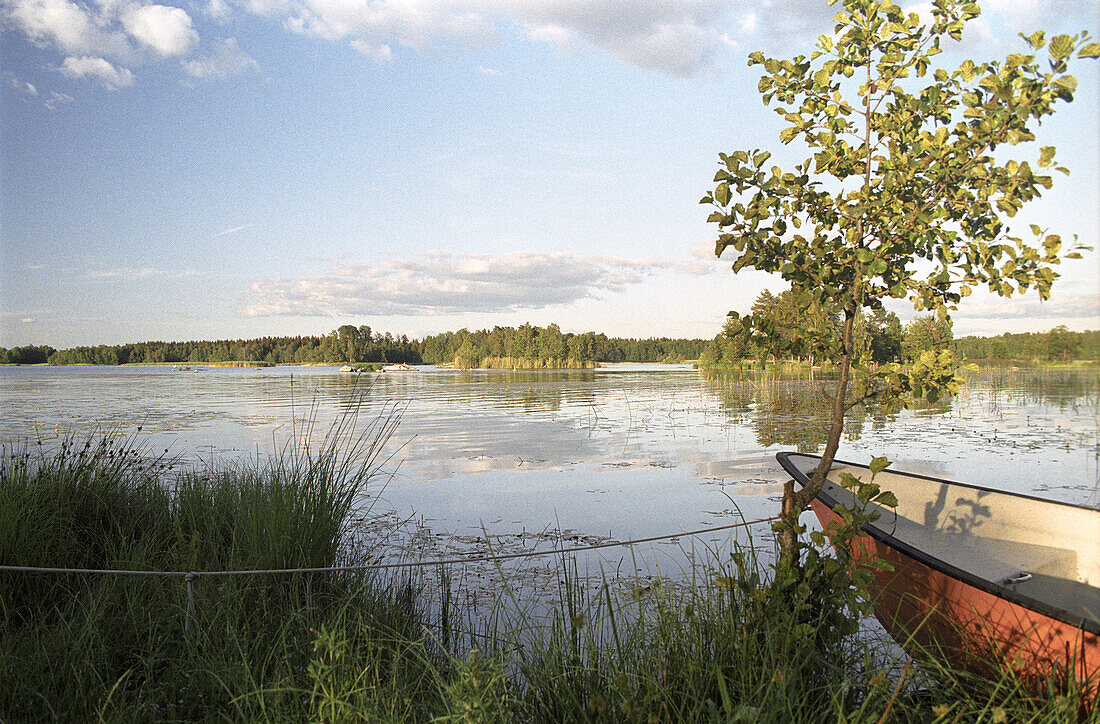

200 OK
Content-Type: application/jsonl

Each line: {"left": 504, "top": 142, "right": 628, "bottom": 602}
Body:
{"left": 5, "top": 72, "right": 37, "bottom": 95}
{"left": 902, "top": 2, "right": 997, "bottom": 50}
{"left": 244, "top": 0, "right": 292, "bottom": 16}
{"left": 259, "top": 0, "right": 735, "bottom": 76}
{"left": 2, "top": 0, "right": 202, "bottom": 88}
{"left": 2, "top": 0, "right": 132, "bottom": 58}
{"left": 60, "top": 55, "right": 134, "bottom": 88}
{"left": 283, "top": 0, "right": 495, "bottom": 51}
{"left": 44, "top": 89, "right": 73, "bottom": 108}
{"left": 477, "top": 64, "right": 499, "bottom": 76}
{"left": 211, "top": 222, "right": 255, "bottom": 237}
{"left": 203, "top": 0, "right": 230, "bottom": 21}
{"left": 120, "top": 3, "right": 197, "bottom": 56}
{"left": 84, "top": 265, "right": 196, "bottom": 280}
{"left": 505, "top": 0, "right": 736, "bottom": 77}
{"left": 182, "top": 38, "right": 258, "bottom": 78}
{"left": 984, "top": 0, "right": 1043, "bottom": 19}
{"left": 349, "top": 37, "right": 392, "bottom": 62}
{"left": 526, "top": 23, "right": 574, "bottom": 52}
{"left": 731, "top": 0, "right": 835, "bottom": 46}
{"left": 243, "top": 251, "right": 694, "bottom": 317}
{"left": 955, "top": 285, "right": 1100, "bottom": 321}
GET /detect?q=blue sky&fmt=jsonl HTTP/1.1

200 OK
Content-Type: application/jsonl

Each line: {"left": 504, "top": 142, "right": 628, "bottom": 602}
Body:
{"left": 2, "top": 0, "right": 1098, "bottom": 348}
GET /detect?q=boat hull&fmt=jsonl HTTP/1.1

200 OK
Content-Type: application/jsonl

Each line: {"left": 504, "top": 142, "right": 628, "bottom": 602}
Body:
{"left": 775, "top": 451, "right": 1099, "bottom": 698}
{"left": 811, "top": 499, "right": 1098, "bottom": 693}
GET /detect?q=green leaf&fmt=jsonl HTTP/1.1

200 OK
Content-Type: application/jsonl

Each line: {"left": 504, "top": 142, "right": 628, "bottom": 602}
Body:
{"left": 838, "top": 472, "right": 861, "bottom": 489}
{"left": 1049, "top": 34, "right": 1073, "bottom": 60}
{"left": 715, "top": 183, "right": 731, "bottom": 206}
{"left": 869, "top": 456, "right": 891, "bottom": 476}
{"left": 873, "top": 491, "right": 899, "bottom": 508}
{"left": 1037, "top": 146, "right": 1056, "bottom": 168}
{"left": 753, "top": 151, "right": 772, "bottom": 167}
{"left": 1024, "top": 30, "right": 1046, "bottom": 49}
{"left": 1078, "top": 43, "right": 1100, "bottom": 59}
{"left": 1053, "top": 75, "right": 1078, "bottom": 94}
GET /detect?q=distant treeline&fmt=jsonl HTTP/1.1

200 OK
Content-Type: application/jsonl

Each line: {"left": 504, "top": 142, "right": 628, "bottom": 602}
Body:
{"left": 699, "top": 290, "right": 1098, "bottom": 368}
{"left": 421, "top": 323, "right": 705, "bottom": 367}
{"left": 4, "top": 327, "right": 421, "bottom": 367}
{"left": 700, "top": 290, "right": 946, "bottom": 367}
{"left": 8, "top": 322, "right": 1091, "bottom": 369}
{"left": 952, "top": 327, "right": 1100, "bottom": 362}
{"left": 0, "top": 345, "right": 56, "bottom": 365}
{"left": 0, "top": 323, "right": 707, "bottom": 368}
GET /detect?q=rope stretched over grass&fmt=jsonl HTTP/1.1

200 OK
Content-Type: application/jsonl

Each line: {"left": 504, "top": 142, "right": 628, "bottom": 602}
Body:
{"left": 2, "top": 514, "right": 782, "bottom": 637}
{"left": 0, "top": 514, "right": 782, "bottom": 579}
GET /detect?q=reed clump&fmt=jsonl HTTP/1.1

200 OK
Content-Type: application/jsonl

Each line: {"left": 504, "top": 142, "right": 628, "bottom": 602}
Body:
{"left": 473, "top": 356, "right": 599, "bottom": 370}
{"left": 0, "top": 404, "right": 446, "bottom": 722}
{"left": 2, "top": 421, "right": 1093, "bottom": 721}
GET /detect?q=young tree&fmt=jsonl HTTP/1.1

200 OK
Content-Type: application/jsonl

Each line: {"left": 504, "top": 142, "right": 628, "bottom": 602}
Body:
{"left": 867, "top": 308, "right": 904, "bottom": 364}
{"left": 901, "top": 315, "right": 953, "bottom": 360}
{"left": 702, "top": 0, "right": 1097, "bottom": 564}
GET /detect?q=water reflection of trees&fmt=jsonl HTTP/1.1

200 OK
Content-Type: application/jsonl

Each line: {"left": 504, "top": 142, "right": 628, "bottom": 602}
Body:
{"left": 982, "top": 368, "right": 1099, "bottom": 409}
{"left": 700, "top": 370, "right": 953, "bottom": 452}
{"left": 701, "top": 370, "right": 1097, "bottom": 453}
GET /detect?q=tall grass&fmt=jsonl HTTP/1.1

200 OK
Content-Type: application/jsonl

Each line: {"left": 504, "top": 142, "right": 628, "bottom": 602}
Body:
{"left": 0, "top": 400, "right": 441, "bottom": 721}
{"left": 2, "top": 408, "right": 1094, "bottom": 721}
{"left": 475, "top": 356, "right": 599, "bottom": 370}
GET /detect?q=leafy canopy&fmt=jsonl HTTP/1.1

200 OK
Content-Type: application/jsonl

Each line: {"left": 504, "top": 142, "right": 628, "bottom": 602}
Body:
{"left": 703, "top": 0, "right": 1097, "bottom": 562}
{"left": 702, "top": 0, "right": 1097, "bottom": 386}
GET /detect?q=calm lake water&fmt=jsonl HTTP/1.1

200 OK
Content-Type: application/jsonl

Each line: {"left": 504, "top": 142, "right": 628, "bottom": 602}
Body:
{"left": 2, "top": 364, "right": 1097, "bottom": 588}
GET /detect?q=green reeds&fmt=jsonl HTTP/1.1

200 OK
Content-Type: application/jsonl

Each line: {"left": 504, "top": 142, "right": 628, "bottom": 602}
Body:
{"left": 2, "top": 411, "right": 1094, "bottom": 721}
{"left": 0, "top": 400, "right": 439, "bottom": 721}
{"left": 473, "top": 356, "right": 599, "bottom": 370}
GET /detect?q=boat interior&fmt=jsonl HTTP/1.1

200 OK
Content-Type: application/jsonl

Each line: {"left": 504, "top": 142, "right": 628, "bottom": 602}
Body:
{"left": 781, "top": 453, "right": 1100, "bottom": 625}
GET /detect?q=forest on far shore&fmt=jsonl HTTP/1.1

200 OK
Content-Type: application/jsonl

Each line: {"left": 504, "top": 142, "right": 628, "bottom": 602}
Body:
{"left": 0, "top": 318, "right": 1096, "bottom": 367}
{"left": 0, "top": 324, "right": 705, "bottom": 368}
{"left": 697, "top": 290, "right": 1099, "bottom": 368}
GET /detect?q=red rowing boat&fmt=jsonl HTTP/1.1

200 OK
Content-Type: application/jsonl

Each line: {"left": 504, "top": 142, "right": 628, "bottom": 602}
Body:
{"left": 776, "top": 452, "right": 1099, "bottom": 695}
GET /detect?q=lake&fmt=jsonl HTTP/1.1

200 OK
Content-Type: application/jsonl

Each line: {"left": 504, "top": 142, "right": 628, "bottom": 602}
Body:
{"left": 2, "top": 364, "right": 1097, "bottom": 593}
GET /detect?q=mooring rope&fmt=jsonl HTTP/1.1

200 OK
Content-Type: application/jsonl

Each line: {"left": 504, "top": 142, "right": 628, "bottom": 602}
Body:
{"left": 0, "top": 514, "right": 781, "bottom": 632}
{"left": 0, "top": 514, "right": 781, "bottom": 578}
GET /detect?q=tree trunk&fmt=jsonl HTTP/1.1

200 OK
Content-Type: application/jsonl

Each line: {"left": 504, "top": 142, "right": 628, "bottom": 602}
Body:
{"left": 777, "top": 309, "right": 854, "bottom": 567}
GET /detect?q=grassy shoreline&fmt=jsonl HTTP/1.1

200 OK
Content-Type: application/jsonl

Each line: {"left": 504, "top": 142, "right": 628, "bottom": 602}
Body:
{"left": 2, "top": 425, "right": 1092, "bottom": 721}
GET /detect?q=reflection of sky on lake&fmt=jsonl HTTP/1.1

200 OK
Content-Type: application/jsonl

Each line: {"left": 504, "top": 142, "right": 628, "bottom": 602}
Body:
{"left": 2, "top": 365, "right": 1097, "bottom": 549}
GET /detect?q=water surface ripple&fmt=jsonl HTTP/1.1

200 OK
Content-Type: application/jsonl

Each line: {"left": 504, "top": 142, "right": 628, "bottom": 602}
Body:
{"left": 2, "top": 365, "right": 1097, "bottom": 565}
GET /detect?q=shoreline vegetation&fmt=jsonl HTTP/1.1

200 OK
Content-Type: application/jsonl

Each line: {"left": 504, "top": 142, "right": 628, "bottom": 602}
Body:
{"left": 0, "top": 323, "right": 706, "bottom": 370}
{"left": 458, "top": 356, "right": 600, "bottom": 370}
{"left": 1, "top": 323, "right": 1097, "bottom": 370}
{"left": 3, "top": 416, "right": 1092, "bottom": 721}
{"left": 697, "top": 290, "right": 1099, "bottom": 371}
